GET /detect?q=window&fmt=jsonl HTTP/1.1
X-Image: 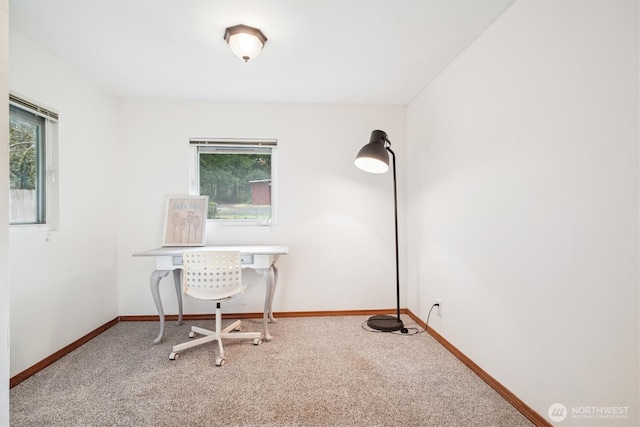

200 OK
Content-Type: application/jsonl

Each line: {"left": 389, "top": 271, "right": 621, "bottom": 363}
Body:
{"left": 189, "top": 138, "right": 277, "bottom": 225}
{"left": 9, "top": 95, "right": 58, "bottom": 227}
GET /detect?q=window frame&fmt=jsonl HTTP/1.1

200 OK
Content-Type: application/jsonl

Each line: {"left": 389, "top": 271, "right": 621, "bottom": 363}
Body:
{"left": 8, "top": 94, "right": 59, "bottom": 230}
{"left": 188, "top": 138, "right": 278, "bottom": 226}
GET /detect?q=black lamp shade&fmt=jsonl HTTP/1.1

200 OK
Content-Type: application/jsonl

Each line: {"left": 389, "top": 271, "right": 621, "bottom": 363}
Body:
{"left": 354, "top": 130, "right": 389, "bottom": 173}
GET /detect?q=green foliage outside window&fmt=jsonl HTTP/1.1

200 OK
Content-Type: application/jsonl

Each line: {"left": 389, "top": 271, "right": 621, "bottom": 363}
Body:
{"left": 199, "top": 152, "right": 271, "bottom": 220}
{"left": 9, "top": 112, "right": 39, "bottom": 191}
{"left": 9, "top": 104, "right": 47, "bottom": 224}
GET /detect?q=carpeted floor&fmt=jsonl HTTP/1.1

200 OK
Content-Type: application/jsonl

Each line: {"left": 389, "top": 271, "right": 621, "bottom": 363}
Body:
{"left": 10, "top": 315, "right": 534, "bottom": 426}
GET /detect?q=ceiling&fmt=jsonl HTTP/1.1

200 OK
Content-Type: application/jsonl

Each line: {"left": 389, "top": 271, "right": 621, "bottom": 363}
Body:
{"left": 9, "top": 0, "right": 515, "bottom": 106}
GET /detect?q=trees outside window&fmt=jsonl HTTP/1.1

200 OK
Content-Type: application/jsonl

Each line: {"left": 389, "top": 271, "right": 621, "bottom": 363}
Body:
{"left": 191, "top": 140, "right": 277, "bottom": 224}
{"left": 9, "top": 105, "right": 46, "bottom": 224}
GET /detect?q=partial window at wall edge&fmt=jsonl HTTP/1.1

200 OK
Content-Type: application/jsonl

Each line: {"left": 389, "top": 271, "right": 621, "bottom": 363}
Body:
{"left": 8, "top": 94, "right": 59, "bottom": 230}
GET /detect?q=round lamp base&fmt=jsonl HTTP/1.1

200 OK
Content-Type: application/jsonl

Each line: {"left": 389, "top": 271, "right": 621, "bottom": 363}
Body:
{"left": 367, "top": 314, "right": 404, "bottom": 332}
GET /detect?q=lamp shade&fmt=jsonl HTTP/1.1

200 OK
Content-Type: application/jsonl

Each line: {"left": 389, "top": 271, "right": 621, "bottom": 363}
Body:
{"left": 354, "top": 130, "right": 390, "bottom": 173}
{"left": 224, "top": 24, "right": 267, "bottom": 62}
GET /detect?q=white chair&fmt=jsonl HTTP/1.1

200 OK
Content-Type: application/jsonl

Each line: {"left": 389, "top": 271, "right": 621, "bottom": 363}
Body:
{"left": 169, "top": 250, "right": 262, "bottom": 366}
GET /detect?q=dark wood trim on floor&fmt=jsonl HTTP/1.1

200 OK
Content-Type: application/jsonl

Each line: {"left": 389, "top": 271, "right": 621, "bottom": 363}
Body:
{"left": 404, "top": 309, "right": 551, "bottom": 427}
{"left": 11, "top": 309, "right": 551, "bottom": 427}
{"left": 119, "top": 308, "right": 400, "bottom": 322}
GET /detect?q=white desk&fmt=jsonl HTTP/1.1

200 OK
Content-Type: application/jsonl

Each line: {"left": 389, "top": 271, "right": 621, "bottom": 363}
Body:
{"left": 133, "top": 245, "right": 289, "bottom": 344}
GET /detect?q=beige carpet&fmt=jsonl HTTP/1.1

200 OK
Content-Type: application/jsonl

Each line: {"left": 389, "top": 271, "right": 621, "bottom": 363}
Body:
{"left": 10, "top": 315, "right": 534, "bottom": 426}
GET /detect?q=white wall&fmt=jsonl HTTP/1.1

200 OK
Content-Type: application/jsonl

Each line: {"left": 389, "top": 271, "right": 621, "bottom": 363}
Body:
{"left": 407, "top": 0, "right": 639, "bottom": 425}
{"left": 0, "top": 0, "right": 9, "bottom": 423}
{"left": 9, "top": 30, "right": 120, "bottom": 376}
{"left": 117, "top": 100, "right": 407, "bottom": 318}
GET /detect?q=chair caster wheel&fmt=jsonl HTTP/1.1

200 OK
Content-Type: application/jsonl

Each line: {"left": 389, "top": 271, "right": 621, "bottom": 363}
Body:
{"left": 253, "top": 338, "right": 262, "bottom": 345}
{"left": 216, "top": 357, "right": 226, "bottom": 366}
{"left": 188, "top": 331, "right": 197, "bottom": 338}
{"left": 169, "top": 352, "right": 180, "bottom": 360}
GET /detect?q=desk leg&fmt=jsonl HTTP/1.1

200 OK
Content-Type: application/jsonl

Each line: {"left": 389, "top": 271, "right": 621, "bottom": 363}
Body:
{"left": 260, "top": 264, "right": 279, "bottom": 341}
{"left": 173, "top": 269, "right": 183, "bottom": 326}
{"left": 269, "top": 263, "right": 279, "bottom": 323}
{"left": 150, "top": 269, "right": 170, "bottom": 344}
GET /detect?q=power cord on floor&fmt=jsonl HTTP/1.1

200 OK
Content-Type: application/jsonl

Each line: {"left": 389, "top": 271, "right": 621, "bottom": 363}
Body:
{"left": 424, "top": 303, "right": 439, "bottom": 333}
{"left": 360, "top": 303, "right": 439, "bottom": 336}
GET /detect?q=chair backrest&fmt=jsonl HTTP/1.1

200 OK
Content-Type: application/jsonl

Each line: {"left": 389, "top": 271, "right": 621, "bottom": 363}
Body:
{"left": 182, "top": 251, "right": 244, "bottom": 301}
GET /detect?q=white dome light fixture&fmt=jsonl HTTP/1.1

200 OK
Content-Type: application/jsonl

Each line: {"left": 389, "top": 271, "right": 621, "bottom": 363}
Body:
{"left": 224, "top": 24, "right": 267, "bottom": 62}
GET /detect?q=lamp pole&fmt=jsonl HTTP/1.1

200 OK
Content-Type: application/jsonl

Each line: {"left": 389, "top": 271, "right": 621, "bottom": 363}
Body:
{"left": 387, "top": 144, "right": 401, "bottom": 323}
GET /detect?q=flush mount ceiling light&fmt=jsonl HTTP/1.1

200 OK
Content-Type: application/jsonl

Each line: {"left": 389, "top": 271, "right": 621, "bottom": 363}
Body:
{"left": 224, "top": 24, "right": 267, "bottom": 62}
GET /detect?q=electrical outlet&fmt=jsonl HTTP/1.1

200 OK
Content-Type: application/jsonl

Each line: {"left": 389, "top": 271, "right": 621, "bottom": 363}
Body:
{"left": 435, "top": 299, "right": 442, "bottom": 317}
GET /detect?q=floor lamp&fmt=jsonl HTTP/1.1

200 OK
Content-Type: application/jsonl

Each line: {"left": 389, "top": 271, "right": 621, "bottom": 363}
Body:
{"left": 354, "top": 130, "right": 404, "bottom": 332}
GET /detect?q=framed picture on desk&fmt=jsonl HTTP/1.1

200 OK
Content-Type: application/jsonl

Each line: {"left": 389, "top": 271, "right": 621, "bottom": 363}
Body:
{"left": 162, "top": 196, "right": 208, "bottom": 246}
